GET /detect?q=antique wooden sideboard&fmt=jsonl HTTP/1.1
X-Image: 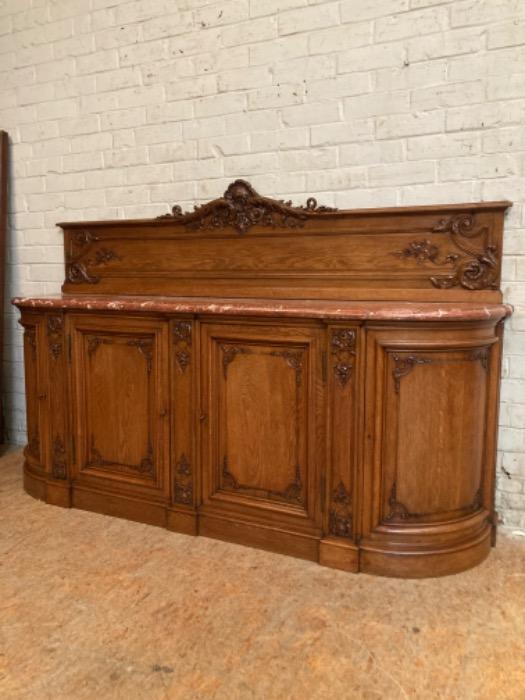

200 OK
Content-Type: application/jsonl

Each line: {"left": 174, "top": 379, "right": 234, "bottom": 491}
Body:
{"left": 13, "top": 180, "right": 512, "bottom": 577}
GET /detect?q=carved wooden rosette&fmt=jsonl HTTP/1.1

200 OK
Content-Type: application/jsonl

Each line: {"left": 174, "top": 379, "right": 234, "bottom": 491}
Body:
{"left": 66, "top": 228, "right": 120, "bottom": 284}
{"left": 173, "top": 453, "right": 193, "bottom": 505}
{"left": 395, "top": 213, "right": 499, "bottom": 291}
{"left": 157, "top": 179, "right": 337, "bottom": 234}
{"left": 173, "top": 320, "right": 192, "bottom": 373}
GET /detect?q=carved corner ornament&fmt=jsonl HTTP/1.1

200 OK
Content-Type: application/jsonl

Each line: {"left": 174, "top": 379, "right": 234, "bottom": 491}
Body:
{"left": 385, "top": 480, "right": 484, "bottom": 523}
{"left": 392, "top": 353, "right": 432, "bottom": 394}
{"left": 221, "top": 344, "right": 250, "bottom": 379}
{"left": 127, "top": 338, "right": 154, "bottom": 373}
{"left": 157, "top": 179, "right": 338, "bottom": 234}
{"left": 173, "top": 320, "right": 192, "bottom": 373}
{"left": 66, "top": 229, "right": 121, "bottom": 285}
{"left": 394, "top": 213, "right": 499, "bottom": 290}
{"left": 384, "top": 481, "right": 419, "bottom": 522}
{"left": 331, "top": 328, "right": 357, "bottom": 388}
{"left": 329, "top": 481, "right": 352, "bottom": 538}
{"left": 270, "top": 349, "right": 303, "bottom": 387}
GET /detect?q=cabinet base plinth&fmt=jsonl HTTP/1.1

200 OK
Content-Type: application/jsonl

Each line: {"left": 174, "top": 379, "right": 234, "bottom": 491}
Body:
{"left": 319, "top": 538, "right": 359, "bottom": 572}
{"left": 167, "top": 508, "right": 198, "bottom": 535}
{"left": 199, "top": 512, "right": 319, "bottom": 562}
{"left": 46, "top": 480, "right": 71, "bottom": 508}
{"left": 359, "top": 529, "right": 492, "bottom": 578}
{"left": 72, "top": 486, "right": 167, "bottom": 528}
{"left": 22, "top": 464, "right": 494, "bottom": 578}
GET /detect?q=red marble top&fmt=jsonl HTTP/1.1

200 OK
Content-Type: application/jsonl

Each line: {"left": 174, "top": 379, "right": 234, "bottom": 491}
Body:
{"left": 12, "top": 295, "right": 512, "bottom": 322}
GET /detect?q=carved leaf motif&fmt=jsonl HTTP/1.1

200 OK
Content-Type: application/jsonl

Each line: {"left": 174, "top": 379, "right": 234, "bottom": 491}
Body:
{"left": 331, "top": 328, "right": 356, "bottom": 388}
{"left": 47, "top": 315, "right": 63, "bottom": 360}
{"left": 66, "top": 228, "right": 120, "bottom": 285}
{"left": 394, "top": 213, "right": 499, "bottom": 291}
{"left": 392, "top": 353, "right": 432, "bottom": 394}
{"left": 127, "top": 338, "right": 153, "bottom": 373}
{"left": 157, "top": 179, "right": 337, "bottom": 234}
{"left": 328, "top": 481, "right": 352, "bottom": 538}
{"left": 174, "top": 453, "right": 193, "bottom": 505}
{"left": 221, "top": 456, "right": 304, "bottom": 504}
{"left": 173, "top": 321, "right": 192, "bottom": 373}
{"left": 270, "top": 349, "right": 303, "bottom": 387}
{"left": 52, "top": 435, "right": 67, "bottom": 480}
{"left": 221, "top": 344, "right": 249, "bottom": 379}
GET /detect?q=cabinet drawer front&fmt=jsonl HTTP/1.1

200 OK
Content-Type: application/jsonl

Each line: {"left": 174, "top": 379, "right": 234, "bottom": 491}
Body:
{"left": 70, "top": 315, "right": 168, "bottom": 494}
{"left": 201, "top": 322, "right": 324, "bottom": 527}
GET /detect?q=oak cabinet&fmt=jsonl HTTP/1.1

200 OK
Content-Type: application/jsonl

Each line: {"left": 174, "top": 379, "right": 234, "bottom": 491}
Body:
{"left": 14, "top": 180, "right": 512, "bottom": 577}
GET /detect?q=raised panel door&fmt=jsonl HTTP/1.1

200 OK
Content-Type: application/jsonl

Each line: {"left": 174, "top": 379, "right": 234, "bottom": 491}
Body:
{"left": 70, "top": 315, "right": 169, "bottom": 496}
{"left": 201, "top": 321, "right": 324, "bottom": 536}
{"left": 360, "top": 324, "right": 497, "bottom": 575}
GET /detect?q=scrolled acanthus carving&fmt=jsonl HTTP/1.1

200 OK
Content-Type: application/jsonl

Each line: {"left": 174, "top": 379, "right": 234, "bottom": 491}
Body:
{"left": 157, "top": 179, "right": 337, "bottom": 234}
{"left": 394, "top": 213, "right": 499, "bottom": 291}
{"left": 66, "top": 229, "right": 121, "bottom": 285}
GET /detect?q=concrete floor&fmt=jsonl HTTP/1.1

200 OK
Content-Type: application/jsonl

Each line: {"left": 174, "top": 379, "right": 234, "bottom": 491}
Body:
{"left": 0, "top": 449, "right": 524, "bottom": 700}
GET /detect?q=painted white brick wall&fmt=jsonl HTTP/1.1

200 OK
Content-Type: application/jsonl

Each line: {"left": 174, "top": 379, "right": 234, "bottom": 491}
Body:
{"left": 0, "top": 0, "right": 524, "bottom": 530}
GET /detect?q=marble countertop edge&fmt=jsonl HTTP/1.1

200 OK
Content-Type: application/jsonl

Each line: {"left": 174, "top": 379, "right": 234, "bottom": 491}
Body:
{"left": 11, "top": 295, "right": 513, "bottom": 322}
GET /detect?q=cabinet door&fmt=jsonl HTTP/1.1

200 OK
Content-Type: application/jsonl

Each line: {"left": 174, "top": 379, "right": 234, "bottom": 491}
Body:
{"left": 70, "top": 315, "right": 169, "bottom": 495}
{"left": 363, "top": 327, "right": 495, "bottom": 537}
{"left": 201, "top": 322, "right": 324, "bottom": 530}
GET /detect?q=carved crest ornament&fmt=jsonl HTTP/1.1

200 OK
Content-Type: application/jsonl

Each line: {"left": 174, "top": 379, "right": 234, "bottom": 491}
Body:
{"left": 157, "top": 178, "right": 337, "bottom": 233}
